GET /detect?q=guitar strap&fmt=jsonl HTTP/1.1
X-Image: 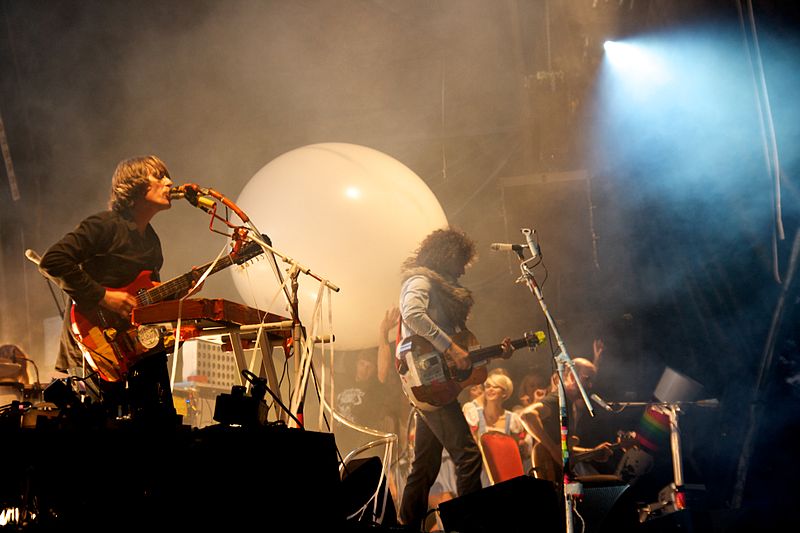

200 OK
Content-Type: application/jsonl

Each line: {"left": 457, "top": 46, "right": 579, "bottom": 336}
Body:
{"left": 396, "top": 316, "right": 403, "bottom": 345}
{"left": 394, "top": 316, "right": 404, "bottom": 373}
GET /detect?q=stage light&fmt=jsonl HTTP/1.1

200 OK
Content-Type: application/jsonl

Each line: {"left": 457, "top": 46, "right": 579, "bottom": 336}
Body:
{"left": 602, "top": 39, "right": 669, "bottom": 88}
{"left": 604, "top": 41, "right": 645, "bottom": 69}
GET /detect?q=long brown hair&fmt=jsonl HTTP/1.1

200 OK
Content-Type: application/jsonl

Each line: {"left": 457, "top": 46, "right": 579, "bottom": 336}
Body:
{"left": 108, "top": 155, "right": 170, "bottom": 215}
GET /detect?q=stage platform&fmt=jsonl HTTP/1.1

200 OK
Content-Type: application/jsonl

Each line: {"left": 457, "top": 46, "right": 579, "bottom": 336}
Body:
{"left": 0, "top": 409, "right": 780, "bottom": 532}
{"left": 0, "top": 417, "right": 343, "bottom": 531}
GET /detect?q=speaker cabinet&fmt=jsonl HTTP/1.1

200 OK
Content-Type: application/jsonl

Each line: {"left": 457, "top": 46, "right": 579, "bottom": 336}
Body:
{"left": 576, "top": 481, "right": 635, "bottom": 533}
{"left": 0, "top": 424, "right": 342, "bottom": 530}
{"left": 438, "top": 475, "right": 560, "bottom": 532}
{"left": 438, "top": 476, "right": 637, "bottom": 533}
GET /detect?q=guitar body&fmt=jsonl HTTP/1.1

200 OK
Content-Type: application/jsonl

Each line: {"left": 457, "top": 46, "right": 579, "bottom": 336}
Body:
{"left": 69, "top": 238, "right": 266, "bottom": 382}
{"left": 70, "top": 271, "right": 171, "bottom": 382}
{"left": 397, "top": 329, "right": 545, "bottom": 411}
{"left": 397, "top": 330, "right": 485, "bottom": 411}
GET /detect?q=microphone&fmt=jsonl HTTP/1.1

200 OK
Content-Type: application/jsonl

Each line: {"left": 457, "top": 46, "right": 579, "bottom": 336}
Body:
{"left": 490, "top": 243, "right": 528, "bottom": 252}
{"left": 170, "top": 185, "right": 217, "bottom": 213}
{"left": 522, "top": 228, "right": 540, "bottom": 260}
{"left": 591, "top": 393, "right": 614, "bottom": 412}
{"left": 168, "top": 187, "right": 185, "bottom": 200}
{"left": 25, "top": 249, "right": 42, "bottom": 266}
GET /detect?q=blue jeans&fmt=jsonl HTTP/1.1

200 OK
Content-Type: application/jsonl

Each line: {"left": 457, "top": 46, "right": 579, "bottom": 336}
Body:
{"left": 399, "top": 402, "right": 482, "bottom": 530}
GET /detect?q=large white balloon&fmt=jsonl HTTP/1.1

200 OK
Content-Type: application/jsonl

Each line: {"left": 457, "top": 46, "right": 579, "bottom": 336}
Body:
{"left": 231, "top": 143, "right": 447, "bottom": 350}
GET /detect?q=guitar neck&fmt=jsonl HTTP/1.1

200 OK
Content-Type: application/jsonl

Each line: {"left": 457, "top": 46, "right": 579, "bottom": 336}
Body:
{"left": 137, "top": 255, "right": 235, "bottom": 306}
{"left": 468, "top": 336, "right": 532, "bottom": 366}
{"left": 573, "top": 446, "right": 611, "bottom": 464}
{"left": 572, "top": 439, "right": 631, "bottom": 464}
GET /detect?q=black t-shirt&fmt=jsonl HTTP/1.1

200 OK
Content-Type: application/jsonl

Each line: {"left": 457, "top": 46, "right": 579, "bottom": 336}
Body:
{"left": 40, "top": 210, "right": 163, "bottom": 307}
{"left": 336, "top": 375, "right": 387, "bottom": 429}
{"left": 333, "top": 348, "right": 406, "bottom": 456}
{"left": 40, "top": 210, "right": 163, "bottom": 371}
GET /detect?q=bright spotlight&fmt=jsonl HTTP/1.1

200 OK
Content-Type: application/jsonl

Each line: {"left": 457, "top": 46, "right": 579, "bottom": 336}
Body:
{"left": 603, "top": 41, "right": 644, "bottom": 67}
{"left": 602, "top": 39, "right": 669, "bottom": 86}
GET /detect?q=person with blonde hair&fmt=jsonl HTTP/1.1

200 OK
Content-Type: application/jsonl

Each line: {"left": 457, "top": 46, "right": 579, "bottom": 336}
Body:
{"left": 462, "top": 371, "right": 533, "bottom": 485}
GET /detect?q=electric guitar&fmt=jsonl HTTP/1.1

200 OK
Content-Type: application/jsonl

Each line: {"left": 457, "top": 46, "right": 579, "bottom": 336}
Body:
{"left": 531, "top": 430, "right": 639, "bottom": 484}
{"left": 70, "top": 238, "right": 265, "bottom": 382}
{"left": 396, "top": 329, "right": 546, "bottom": 411}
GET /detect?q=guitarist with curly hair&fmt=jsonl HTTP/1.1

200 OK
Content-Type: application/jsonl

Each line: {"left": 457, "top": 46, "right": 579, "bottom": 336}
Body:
{"left": 395, "top": 227, "right": 515, "bottom": 531}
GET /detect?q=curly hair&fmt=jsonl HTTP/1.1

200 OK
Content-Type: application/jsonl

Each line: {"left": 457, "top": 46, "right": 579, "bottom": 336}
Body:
{"left": 108, "top": 155, "right": 170, "bottom": 214}
{"left": 402, "top": 227, "right": 477, "bottom": 275}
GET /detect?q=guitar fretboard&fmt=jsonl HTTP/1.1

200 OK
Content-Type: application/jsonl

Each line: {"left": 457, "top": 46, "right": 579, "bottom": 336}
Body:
{"left": 134, "top": 255, "right": 235, "bottom": 306}
{"left": 469, "top": 334, "right": 543, "bottom": 364}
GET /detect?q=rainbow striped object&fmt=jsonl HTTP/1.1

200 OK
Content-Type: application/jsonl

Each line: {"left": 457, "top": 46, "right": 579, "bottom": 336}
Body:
{"left": 638, "top": 406, "right": 670, "bottom": 451}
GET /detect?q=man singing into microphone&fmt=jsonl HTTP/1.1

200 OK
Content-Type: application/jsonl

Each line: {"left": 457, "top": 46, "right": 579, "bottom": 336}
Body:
{"left": 39, "top": 155, "right": 186, "bottom": 424}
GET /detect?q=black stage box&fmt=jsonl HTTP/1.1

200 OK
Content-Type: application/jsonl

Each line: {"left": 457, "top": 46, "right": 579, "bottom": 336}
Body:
{"left": 0, "top": 422, "right": 342, "bottom": 530}
{"left": 438, "top": 475, "right": 561, "bottom": 532}
{"left": 438, "top": 475, "right": 638, "bottom": 533}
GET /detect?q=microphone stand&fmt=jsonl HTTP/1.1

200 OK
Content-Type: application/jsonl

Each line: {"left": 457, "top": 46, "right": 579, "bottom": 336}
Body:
{"left": 603, "top": 398, "right": 719, "bottom": 521}
{"left": 513, "top": 229, "right": 593, "bottom": 533}
{"left": 177, "top": 184, "right": 341, "bottom": 428}
{"left": 241, "top": 231, "right": 340, "bottom": 427}
{"left": 24, "top": 249, "right": 64, "bottom": 317}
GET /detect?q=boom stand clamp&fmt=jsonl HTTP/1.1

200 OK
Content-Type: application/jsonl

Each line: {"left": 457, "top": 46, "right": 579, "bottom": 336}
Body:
{"left": 514, "top": 230, "right": 594, "bottom": 533}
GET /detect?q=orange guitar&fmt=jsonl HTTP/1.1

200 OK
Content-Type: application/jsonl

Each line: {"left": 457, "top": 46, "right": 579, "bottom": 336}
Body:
{"left": 396, "top": 329, "right": 545, "bottom": 411}
{"left": 70, "top": 239, "right": 264, "bottom": 382}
